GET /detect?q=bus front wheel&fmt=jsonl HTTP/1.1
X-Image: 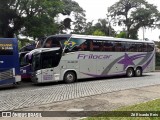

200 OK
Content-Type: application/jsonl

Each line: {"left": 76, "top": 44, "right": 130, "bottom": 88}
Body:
{"left": 126, "top": 68, "right": 134, "bottom": 77}
{"left": 64, "top": 71, "right": 76, "bottom": 83}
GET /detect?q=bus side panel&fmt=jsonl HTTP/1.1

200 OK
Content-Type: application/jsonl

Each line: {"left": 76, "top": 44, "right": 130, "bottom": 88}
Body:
{"left": 60, "top": 53, "right": 80, "bottom": 80}
{"left": 142, "top": 51, "right": 155, "bottom": 73}
{"left": 0, "top": 78, "right": 15, "bottom": 86}
{"left": 79, "top": 59, "right": 97, "bottom": 79}
{"left": 13, "top": 38, "right": 21, "bottom": 82}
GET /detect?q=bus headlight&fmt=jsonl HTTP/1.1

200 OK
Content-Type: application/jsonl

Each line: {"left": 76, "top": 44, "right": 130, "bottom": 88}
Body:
{"left": 23, "top": 70, "right": 26, "bottom": 73}
{"left": 36, "top": 70, "right": 41, "bottom": 75}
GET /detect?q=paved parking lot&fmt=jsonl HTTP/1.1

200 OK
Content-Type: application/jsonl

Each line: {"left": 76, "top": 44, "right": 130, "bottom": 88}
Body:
{"left": 0, "top": 72, "right": 160, "bottom": 111}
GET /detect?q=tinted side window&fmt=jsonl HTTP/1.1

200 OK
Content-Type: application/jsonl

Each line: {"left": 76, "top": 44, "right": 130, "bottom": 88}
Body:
{"left": 126, "top": 42, "right": 137, "bottom": 52}
{"left": 103, "top": 41, "right": 114, "bottom": 51}
{"left": 90, "top": 40, "right": 103, "bottom": 51}
{"left": 142, "top": 43, "right": 148, "bottom": 52}
{"left": 137, "top": 43, "right": 143, "bottom": 52}
{"left": 114, "top": 41, "right": 126, "bottom": 52}
{"left": 77, "top": 40, "right": 90, "bottom": 51}
{"left": 148, "top": 43, "right": 154, "bottom": 52}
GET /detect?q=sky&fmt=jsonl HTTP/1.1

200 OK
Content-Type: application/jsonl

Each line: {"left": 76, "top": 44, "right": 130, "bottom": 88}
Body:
{"left": 74, "top": 0, "right": 160, "bottom": 41}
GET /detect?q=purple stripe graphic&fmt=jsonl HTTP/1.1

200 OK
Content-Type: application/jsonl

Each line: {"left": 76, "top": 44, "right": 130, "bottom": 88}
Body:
{"left": 80, "top": 53, "right": 154, "bottom": 77}
{"left": 142, "top": 54, "right": 154, "bottom": 70}
{"left": 80, "top": 72, "right": 126, "bottom": 78}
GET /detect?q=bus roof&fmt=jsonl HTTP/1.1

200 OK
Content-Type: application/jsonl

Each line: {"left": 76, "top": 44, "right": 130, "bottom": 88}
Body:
{"left": 47, "top": 34, "right": 154, "bottom": 43}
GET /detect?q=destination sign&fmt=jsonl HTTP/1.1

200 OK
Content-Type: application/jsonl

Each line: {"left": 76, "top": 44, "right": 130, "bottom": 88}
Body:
{"left": 0, "top": 39, "right": 13, "bottom": 55}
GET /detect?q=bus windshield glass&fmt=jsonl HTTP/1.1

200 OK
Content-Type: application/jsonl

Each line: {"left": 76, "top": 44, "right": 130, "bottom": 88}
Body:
{"left": 32, "top": 50, "right": 62, "bottom": 72}
{"left": 19, "top": 52, "right": 29, "bottom": 67}
{"left": 32, "top": 54, "right": 41, "bottom": 71}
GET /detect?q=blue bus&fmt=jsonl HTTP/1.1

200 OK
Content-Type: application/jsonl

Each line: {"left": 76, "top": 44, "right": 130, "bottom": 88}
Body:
{"left": 19, "top": 51, "right": 32, "bottom": 79}
{"left": 19, "top": 37, "right": 46, "bottom": 79}
{"left": 0, "top": 38, "right": 21, "bottom": 86}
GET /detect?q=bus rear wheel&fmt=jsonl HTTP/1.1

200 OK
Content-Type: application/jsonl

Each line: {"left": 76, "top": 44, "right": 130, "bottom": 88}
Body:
{"left": 64, "top": 71, "right": 76, "bottom": 83}
{"left": 126, "top": 67, "right": 134, "bottom": 77}
{"left": 135, "top": 67, "right": 142, "bottom": 77}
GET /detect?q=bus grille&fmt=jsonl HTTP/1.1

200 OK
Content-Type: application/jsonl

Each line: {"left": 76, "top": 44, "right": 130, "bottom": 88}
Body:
{"left": 0, "top": 69, "right": 13, "bottom": 80}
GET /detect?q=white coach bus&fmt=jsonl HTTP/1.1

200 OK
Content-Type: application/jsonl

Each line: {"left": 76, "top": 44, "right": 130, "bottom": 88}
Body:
{"left": 29, "top": 34, "right": 155, "bottom": 83}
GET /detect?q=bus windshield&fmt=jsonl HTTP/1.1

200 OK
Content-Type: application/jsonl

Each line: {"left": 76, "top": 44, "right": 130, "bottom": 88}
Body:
{"left": 32, "top": 54, "right": 41, "bottom": 71}
{"left": 32, "top": 50, "right": 62, "bottom": 71}
{"left": 19, "top": 52, "right": 29, "bottom": 67}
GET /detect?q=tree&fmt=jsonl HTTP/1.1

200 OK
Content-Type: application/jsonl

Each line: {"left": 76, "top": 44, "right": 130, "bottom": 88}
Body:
{"left": 92, "top": 30, "right": 105, "bottom": 36}
{"left": 0, "top": 0, "right": 86, "bottom": 38}
{"left": 72, "top": 10, "right": 86, "bottom": 34}
{"left": 108, "top": 0, "right": 160, "bottom": 39}
{"left": 94, "top": 19, "right": 115, "bottom": 36}
{"left": 60, "top": 0, "right": 86, "bottom": 34}
{"left": 116, "top": 31, "right": 127, "bottom": 38}
{"left": 0, "top": 0, "right": 63, "bottom": 38}
{"left": 83, "top": 21, "right": 94, "bottom": 35}
{"left": 83, "top": 19, "right": 116, "bottom": 36}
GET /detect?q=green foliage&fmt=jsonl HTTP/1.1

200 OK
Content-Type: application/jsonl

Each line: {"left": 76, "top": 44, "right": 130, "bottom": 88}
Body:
{"left": 94, "top": 19, "right": 115, "bottom": 36}
{"left": 18, "top": 38, "right": 33, "bottom": 50}
{"left": 92, "top": 30, "right": 105, "bottom": 36}
{"left": 62, "top": 0, "right": 86, "bottom": 34}
{"left": 83, "top": 19, "right": 115, "bottom": 36}
{"left": 83, "top": 21, "right": 95, "bottom": 35}
{"left": 116, "top": 32, "right": 127, "bottom": 38}
{"left": 0, "top": 0, "right": 63, "bottom": 38}
{"left": 0, "top": 0, "right": 86, "bottom": 38}
{"left": 23, "top": 15, "right": 59, "bottom": 39}
{"left": 108, "top": 0, "right": 160, "bottom": 39}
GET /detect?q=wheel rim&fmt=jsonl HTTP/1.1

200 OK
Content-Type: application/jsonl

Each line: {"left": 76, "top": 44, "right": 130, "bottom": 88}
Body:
{"left": 136, "top": 69, "right": 141, "bottom": 76}
{"left": 128, "top": 69, "right": 133, "bottom": 77}
{"left": 67, "top": 74, "right": 74, "bottom": 81}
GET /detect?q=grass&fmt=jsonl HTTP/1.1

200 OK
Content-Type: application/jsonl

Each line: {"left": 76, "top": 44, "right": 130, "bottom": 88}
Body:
{"left": 84, "top": 99, "right": 160, "bottom": 120}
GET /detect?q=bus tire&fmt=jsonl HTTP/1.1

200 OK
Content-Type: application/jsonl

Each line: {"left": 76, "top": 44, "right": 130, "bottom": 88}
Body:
{"left": 135, "top": 67, "right": 142, "bottom": 77}
{"left": 64, "top": 71, "right": 76, "bottom": 83}
{"left": 126, "top": 67, "right": 134, "bottom": 77}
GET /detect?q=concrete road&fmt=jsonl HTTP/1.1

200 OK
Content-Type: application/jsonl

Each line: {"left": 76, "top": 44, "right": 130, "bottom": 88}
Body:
{"left": 0, "top": 72, "right": 160, "bottom": 111}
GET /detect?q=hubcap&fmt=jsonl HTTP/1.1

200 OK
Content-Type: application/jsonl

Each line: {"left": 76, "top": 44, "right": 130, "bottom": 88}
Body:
{"left": 136, "top": 69, "right": 141, "bottom": 76}
{"left": 128, "top": 70, "right": 133, "bottom": 76}
{"left": 67, "top": 74, "right": 73, "bottom": 81}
